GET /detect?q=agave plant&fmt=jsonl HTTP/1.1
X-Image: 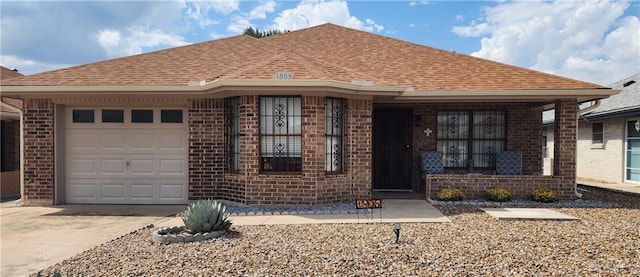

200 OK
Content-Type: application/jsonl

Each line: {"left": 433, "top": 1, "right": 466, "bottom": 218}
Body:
{"left": 182, "top": 200, "right": 232, "bottom": 234}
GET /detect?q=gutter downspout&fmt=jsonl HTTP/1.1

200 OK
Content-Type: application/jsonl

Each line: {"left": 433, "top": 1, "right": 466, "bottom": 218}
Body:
{"left": 572, "top": 99, "right": 601, "bottom": 199}
{"left": 0, "top": 100, "right": 24, "bottom": 205}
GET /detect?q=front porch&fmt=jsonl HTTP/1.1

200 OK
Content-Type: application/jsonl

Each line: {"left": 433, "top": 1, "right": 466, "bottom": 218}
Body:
{"left": 372, "top": 99, "right": 578, "bottom": 200}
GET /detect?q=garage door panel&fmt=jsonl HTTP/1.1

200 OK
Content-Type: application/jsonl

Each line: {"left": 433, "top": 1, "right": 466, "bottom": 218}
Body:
{"left": 69, "top": 182, "right": 96, "bottom": 199}
{"left": 160, "top": 160, "right": 186, "bottom": 175}
{"left": 130, "top": 134, "right": 155, "bottom": 151}
{"left": 130, "top": 184, "right": 155, "bottom": 200}
{"left": 160, "top": 134, "right": 186, "bottom": 151}
{"left": 101, "top": 184, "right": 126, "bottom": 199}
{"left": 101, "top": 134, "right": 126, "bottom": 151}
{"left": 67, "top": 132, "right": 99, "bottom": 152}
{"left": 130, "top": 159, "right": 155, "bottom": 175}
{"left": 68, "top": 159, "right": 97, "bottom": 176}
{"left": 160, "top": 183, "right": 186, "bottom": 200}
{"left": 101, "top": 159, "right": 126, "bottom": 175}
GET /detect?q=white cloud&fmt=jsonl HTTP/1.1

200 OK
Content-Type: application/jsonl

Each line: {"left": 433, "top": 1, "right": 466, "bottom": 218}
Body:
{"left": 0, "top": 55, "right": 72, "bottom": 75}
{"left": 97, "top": 29, "right": 121, "bottom": 49}
{"left": 227, "top": 0, "right": 279, "bottom": 34}
{"left": 409, "top": 1, "right": 428, "bottom": 6}
{"left": 409, "top": 23, "right": 416, "bottom": 28}
{"left": 96, "top": 27, "right": 188, "bottom": 57}
{"left": 271, "top": 0, "right": 384, "bottom": 32}
{"left": 228, "top": 16, "right": 253, "bottom": 34}
{"left": 455, "top": 15, "right": 464, "bottom": 22}
{"left": 452, "top": 0, "right": 640, "bottom": 85}
{"left": 206, "top": 0, "right": 240, "bottom": 14}
{"left": 249, "top": 0, "right": 277, "bottom": 19}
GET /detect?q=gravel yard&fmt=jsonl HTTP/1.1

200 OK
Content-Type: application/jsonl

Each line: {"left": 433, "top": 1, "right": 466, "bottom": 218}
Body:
{"left": 35, "top": 187, "right": 639, "bottom": 276}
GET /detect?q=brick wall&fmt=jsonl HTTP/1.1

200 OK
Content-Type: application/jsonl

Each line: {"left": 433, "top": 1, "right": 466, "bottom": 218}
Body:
{"left": 23, "top": 99, "right": 55, "bottom": 204}
{"left": 426, "top": 175, "right": 575, "bottom": 200}
{"left": 208, "top": 96, "right": 372, "bottom": 206}
{"left": 188, "top": 98, "right": 226, "bottom": 200}
{"left": 373, "top": 102, "right": 544, "bottom": 192}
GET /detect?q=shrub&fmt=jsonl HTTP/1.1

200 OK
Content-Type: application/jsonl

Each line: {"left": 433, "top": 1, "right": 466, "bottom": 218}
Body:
{"left": 436, "top": 188, "right": 465, "bottom": 201}
{"left": 532, "top": 188, "right": 559, "bottom": 203}
{"left": 485, "top": 187, "right": 512, "bottom": 202}
{"left": 182, "top": 200, "right": 232, "bottom": 234}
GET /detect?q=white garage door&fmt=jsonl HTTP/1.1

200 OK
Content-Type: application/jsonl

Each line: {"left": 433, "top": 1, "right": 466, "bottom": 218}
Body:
{"left": 65, "top": 107, "right": 188, "bottom": 204}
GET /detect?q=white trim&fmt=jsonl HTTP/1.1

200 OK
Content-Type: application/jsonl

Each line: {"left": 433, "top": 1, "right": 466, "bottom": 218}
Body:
{"left": 0, "top": 79, "right": 617, "bottom": 101}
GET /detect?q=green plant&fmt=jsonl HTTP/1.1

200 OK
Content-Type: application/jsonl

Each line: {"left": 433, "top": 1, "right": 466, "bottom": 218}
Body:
{"left": 436, "top": 188, "right": 465, "bottom": 201}
{"left": 532, "top": 188, "right": 559, "bottom": 203}
{"left": 182, "top": 200, "right": 232, "bottom": 234}
{"left": 485, "top": 187, "right": 512, "bottom": 202}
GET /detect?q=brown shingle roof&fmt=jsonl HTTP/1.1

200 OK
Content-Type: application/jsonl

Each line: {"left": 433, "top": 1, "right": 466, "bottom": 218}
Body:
{"left": 1, "top": 67, "right": 24, "bottom": 113}
{"left": 1, "top": 23, "right": 603, "bottom": 90}
{"left": 0, "top": 66, "right": 23, "bottom": 80}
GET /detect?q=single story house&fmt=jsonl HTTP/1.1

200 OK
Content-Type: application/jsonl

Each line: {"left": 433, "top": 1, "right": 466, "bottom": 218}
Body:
{"left": 1, "top": 66, "right": 24, "bottom": 200}
{"left": 543, "top": 73, "right": 639, "bottom": 184}
{"left": 1, "top": 24, "right": 616, "bottom": 206}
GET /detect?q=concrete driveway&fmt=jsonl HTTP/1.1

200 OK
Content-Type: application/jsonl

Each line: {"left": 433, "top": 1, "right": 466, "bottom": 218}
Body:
{"left": 0, "top": 201, "right": 185, "bottom": 276}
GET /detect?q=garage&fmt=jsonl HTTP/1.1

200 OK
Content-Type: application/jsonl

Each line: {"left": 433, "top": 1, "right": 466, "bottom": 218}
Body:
{"left": 64, "top": 107, "right": 188, "bottom": 204}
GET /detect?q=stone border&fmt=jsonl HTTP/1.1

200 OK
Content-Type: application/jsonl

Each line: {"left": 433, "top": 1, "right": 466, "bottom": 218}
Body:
{"left": 152, "top": 226, "right": 226, "bottom": 243}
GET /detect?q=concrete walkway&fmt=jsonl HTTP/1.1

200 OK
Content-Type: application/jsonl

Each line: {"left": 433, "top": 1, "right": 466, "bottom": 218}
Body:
{"left": 578, "top": 179, "right": 640, "bottom": 195}
{"left": 159, "top": 199, "right": 450, "bottom": 227}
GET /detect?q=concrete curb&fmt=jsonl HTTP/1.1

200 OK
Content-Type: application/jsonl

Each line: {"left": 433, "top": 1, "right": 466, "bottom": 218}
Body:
{"left": 152, "top": 226, "right": 226, "bottom": 244}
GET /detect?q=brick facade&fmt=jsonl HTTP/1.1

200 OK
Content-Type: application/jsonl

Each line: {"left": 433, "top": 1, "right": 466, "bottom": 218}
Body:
{"left": 19, "top": 95, "right": 578, "bottom": 205}
{"left": 188, "top": 98, "right": 226, "bottom": 200}
{"left": 23, "top": 99, "right": 55, "bottom": 204}
{"left": 215, "top": 96, "right": 371, "bottom": 206}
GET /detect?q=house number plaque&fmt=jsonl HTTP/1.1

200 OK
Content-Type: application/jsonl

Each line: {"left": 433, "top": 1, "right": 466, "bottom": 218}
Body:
{"left": 275, "top": 72, "right": 293, "bottom": 80}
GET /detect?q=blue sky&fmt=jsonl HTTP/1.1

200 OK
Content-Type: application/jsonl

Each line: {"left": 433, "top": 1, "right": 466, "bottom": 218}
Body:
{"left": 1, "top": 0, "right": 638, "bottom": 85}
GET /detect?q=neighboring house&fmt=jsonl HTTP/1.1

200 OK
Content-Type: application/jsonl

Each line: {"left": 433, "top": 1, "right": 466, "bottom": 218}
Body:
{"left": 0, "top": 66, "right": 24, "bottom": 199}
{"left": 1, "top": 24, "right": 615, "bottom": 206}
{"left": 543, "top": 73, "right": 640, "bottom": 184}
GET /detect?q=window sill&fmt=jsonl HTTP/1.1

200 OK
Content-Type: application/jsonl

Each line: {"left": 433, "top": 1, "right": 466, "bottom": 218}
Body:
{"left": 590, "top": 143, "right": 605, "bottom": 149}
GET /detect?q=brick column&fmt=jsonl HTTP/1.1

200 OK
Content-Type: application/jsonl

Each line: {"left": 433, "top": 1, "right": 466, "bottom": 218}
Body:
{"left": 188, "top": 98, "right": 225, "bottom": 200}
{"left": 348, "top": 99, "right": 372, "bottom": 199}
{"left": 553, "top": 99, "right": 577, "bottom": 178}
{"left": 23, "top": 99, "right": 55, "bottom": 205}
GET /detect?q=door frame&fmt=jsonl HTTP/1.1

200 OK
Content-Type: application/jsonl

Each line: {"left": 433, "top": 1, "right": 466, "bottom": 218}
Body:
{"left": 625, "top": 117, "right": 640, "bottom": 184}
{"left": 372, "top": 108, "right": 413, "bottom": 191}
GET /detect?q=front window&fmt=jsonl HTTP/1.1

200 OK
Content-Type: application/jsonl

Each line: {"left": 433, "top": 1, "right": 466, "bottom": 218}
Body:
{"left": 226, "top": 97, "right": 240, "bottom": 172}
{"left": 325, "top": 98, "right": 345, "bottom": 173}
{"left": 259, "top": 97, "right": 302, "bottom": 172}
{"left": 437, "top": 111, "right": 506, "bottom": 169}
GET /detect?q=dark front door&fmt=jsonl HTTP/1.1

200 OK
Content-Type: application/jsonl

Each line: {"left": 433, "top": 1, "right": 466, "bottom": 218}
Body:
{"left": 373, "top": 108, "right": 412, "bottom": 190}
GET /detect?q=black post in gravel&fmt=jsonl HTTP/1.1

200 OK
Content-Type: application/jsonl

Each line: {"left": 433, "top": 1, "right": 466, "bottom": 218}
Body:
{"left": 393, "top": 223, "right": 401, "bottom": 243}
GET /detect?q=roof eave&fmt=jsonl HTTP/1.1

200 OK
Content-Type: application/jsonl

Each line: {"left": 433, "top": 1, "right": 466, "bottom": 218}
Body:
{"left": 0, "top": 79, "right": 406, "bottom": 97}
{"left": 393, "top": 88, "right": 618, "bottom": 103}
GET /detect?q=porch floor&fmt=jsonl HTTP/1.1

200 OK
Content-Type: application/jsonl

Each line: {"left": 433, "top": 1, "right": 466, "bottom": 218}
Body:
{"left": 372, "top": 191, "right": 425, "bottom": 199}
